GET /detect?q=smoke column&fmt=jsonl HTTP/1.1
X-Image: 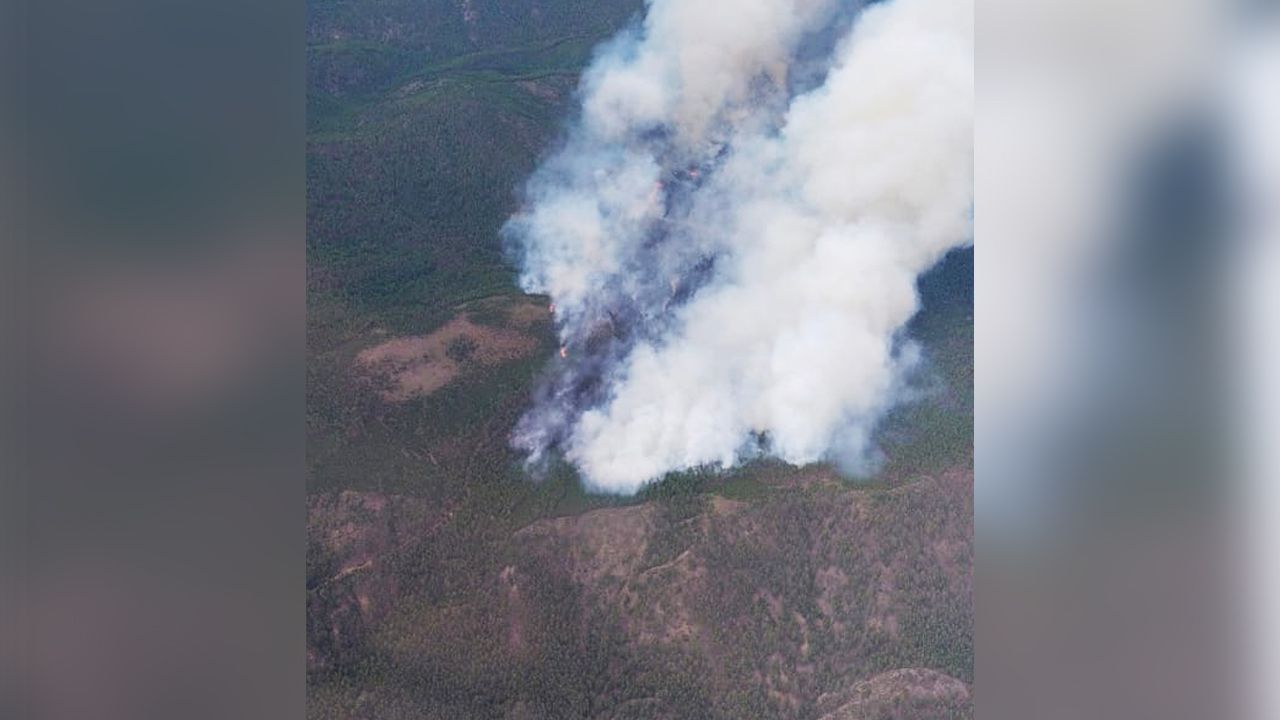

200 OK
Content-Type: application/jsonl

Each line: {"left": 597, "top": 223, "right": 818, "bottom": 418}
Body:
{"left": 504, "top": 0, "right": 974, "bottom": 493}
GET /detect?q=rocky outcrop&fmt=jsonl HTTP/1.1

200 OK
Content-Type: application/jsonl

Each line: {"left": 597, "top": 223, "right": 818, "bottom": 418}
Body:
{"left": 816, "top": 668, "right": 972, "bottom": 720}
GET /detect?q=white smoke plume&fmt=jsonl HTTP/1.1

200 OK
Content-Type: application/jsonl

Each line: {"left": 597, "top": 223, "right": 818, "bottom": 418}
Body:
{"left": 504, "top": 0, "right": 974, "bottom": 493}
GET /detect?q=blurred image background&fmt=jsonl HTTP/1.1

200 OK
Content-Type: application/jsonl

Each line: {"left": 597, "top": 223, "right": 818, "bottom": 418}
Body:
{"left": 979, "top": 1, "right": 1280, "bottom": 717}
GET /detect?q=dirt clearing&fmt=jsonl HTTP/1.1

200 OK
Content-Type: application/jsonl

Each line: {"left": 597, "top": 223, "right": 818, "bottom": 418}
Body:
{"left": 355, "top": 298, "right": 549, "bottom": 402}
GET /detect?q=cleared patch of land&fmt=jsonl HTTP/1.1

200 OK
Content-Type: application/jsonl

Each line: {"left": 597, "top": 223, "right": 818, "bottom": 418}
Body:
{"left": 355, "top": 297, "right": 549, "bottom": 401}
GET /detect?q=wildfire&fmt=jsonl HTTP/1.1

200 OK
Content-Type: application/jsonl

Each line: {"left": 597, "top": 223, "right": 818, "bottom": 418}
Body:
{"left": 559, "top": 346, "right": 569, "bottom": 359}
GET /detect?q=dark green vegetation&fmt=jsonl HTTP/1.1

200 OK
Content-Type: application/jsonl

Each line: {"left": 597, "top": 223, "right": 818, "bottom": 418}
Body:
{"left": 307, "top": 0, "right": 642, "bottom": 332}
{"left": 307, "top": 2, "right": 973, "bottom": 718}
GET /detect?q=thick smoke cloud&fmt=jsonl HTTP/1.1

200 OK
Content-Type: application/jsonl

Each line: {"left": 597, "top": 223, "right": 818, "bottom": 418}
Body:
{"left": 504, "top": 0, "right": 974, "bottom": 493}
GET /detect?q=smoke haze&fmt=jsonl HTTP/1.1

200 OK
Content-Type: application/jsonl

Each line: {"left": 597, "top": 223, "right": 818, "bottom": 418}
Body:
{"left": 504, "top": 0, "right": 974, "bottom": 493}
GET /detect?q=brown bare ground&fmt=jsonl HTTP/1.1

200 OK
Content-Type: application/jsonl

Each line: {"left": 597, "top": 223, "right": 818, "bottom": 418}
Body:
{"left": 516, "top": 79, "right": 566, "bottom": 103}
{"left": 355, "top": 300, "right": 549, "bottom": 402}
{"left": 816, "top": 668, "right": 971, "bottom": 720}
